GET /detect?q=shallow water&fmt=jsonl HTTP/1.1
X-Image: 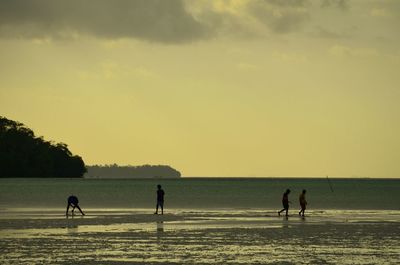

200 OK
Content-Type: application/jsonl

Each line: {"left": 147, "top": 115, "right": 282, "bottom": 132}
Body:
{"left": 1, "top": 208, "right": 399, "bottom": 264}
{"left": 1, "top": 178, "right": 399, "bottom": 264}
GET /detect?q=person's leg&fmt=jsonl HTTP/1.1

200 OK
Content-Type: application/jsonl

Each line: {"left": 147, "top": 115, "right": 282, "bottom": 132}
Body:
{"left": 155, "top": 202, "right": 159, "bottom": 214}
{"left": 161, "top": 202, "right": 164, "bottom": 215}
{"left": 71, "top": 205, "right": 76, "bottom": 215}
{"left": 66, "top": 203, "right": 70, "bottom": 215}
{"left": 285, "top": 207, "right": 289, "bottom": 216}
{"left": 75, "top": 205, "right": 85, "bottom": 215}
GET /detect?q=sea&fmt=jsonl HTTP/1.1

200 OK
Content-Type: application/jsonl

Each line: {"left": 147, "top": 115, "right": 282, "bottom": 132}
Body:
{"left": 1, "top": 178, "right": 399, "bottom": 264}
{"left": 0, "top": 177, "right": 399, "bottom": 210}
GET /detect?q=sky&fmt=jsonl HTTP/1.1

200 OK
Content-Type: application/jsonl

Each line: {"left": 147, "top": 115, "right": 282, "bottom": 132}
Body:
{"left": 0, "top": 0, "right": 399, "bottom": 178}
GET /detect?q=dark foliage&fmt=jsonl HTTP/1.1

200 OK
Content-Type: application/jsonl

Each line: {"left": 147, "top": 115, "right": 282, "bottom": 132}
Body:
{"left": 86, "top": 164, "right": 181, "bottom": 178}
{"left": 0, "top": 116, "right": 86, "bottom": 178}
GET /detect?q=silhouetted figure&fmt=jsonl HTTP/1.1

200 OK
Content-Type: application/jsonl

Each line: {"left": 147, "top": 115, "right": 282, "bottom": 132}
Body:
{"left": 278, "top": 189, "right": 291, "bottom": 216}
{"left": 66, "top": 195, "right": 85, "bottom": 216}
{"left": 298, "top": 189, "right": 307, "bottom": 217}
{"left": 154, "top": 185, "right": 165, "bottom": 215}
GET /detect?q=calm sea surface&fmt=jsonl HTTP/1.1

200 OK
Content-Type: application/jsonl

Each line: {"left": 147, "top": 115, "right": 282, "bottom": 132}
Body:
{"left": 0, "top": 178, "right": 399, "bottom": 210}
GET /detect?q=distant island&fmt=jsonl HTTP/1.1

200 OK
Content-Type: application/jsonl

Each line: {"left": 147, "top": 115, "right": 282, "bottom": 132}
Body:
{"left": 85, "top": 164, "right": 181, "bottom": 179}
{"left": 0, "top": 116, "right": 86, "bottom": 178}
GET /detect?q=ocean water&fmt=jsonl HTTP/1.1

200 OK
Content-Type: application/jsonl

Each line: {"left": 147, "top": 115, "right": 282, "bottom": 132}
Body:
{"left": 0, "top": 178, "right": 399, "bottom": 210}
{"left": 1, "top": 178, "right": 400, "bottom": 264}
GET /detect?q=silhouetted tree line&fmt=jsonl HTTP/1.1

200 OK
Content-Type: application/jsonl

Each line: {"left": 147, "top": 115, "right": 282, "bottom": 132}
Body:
{"left": 0, "top": 116, "right": 86, "bottom": 178}
{"left": 85, "top": 164, "right": 181, "bottom": 178}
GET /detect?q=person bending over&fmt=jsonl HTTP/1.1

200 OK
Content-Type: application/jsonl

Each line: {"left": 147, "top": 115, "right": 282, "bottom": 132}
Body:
{"left": 66, "top": 195, "right": 85, "bottom": 216}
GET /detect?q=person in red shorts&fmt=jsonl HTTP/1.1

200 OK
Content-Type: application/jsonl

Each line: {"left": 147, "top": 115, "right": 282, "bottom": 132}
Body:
{"left": 298, "top": 189, "right": 307, "bottom": 217}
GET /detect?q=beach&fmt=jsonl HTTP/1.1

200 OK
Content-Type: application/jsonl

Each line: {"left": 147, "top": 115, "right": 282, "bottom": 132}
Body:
{"left": 1, "top": 208, "right": 399, "bottom": 264}
{"left": 1, "top": 178, "right": 399, "bottom": 264}
{"left": 2, "top": 0, "right": 400, "bottom": 263}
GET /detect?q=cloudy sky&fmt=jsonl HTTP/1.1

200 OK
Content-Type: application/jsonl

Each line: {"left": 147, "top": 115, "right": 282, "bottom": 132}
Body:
{"left": 1, "top": 0, "right": 399, "bottom": 177}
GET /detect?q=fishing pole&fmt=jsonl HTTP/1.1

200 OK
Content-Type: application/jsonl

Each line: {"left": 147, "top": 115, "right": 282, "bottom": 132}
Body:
{"left": 326, "top": 175, "right": 334, "bottom": 192}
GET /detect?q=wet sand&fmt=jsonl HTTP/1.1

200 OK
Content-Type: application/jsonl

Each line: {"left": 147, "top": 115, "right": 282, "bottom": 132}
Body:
{"left": 1, "top": 209, "right": 399, "bottom": 264}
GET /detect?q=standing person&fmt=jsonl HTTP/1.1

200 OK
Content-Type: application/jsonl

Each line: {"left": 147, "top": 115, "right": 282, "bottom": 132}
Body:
{"left": 66, "top": 195, "right": 85, "bottom": 216}
{"left": 278, "top": 189, "right": 291, "bottom": 216}
{"left": 154, "top": 184, "right": 165, "bottom": 215}
{"left": 299, "top": 189, "right": 307, "bottom": 217}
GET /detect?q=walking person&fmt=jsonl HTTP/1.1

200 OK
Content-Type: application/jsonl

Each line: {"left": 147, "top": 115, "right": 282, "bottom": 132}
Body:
{"left": 278, "top": 189, "right": 291, "bottom": 216}
{"left": 298, "top": 189, "right": 307, "bottom": 217}
{"left": 154, "top": 184, "right": 165, "bottom": 215}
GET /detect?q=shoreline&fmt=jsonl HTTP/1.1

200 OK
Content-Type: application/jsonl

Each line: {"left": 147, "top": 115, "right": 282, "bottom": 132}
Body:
{"left": 1, "top": 208, "right": 399, "bottom": 228}
{"left": 1, "top": 208, "right": 399, "bottom": 264}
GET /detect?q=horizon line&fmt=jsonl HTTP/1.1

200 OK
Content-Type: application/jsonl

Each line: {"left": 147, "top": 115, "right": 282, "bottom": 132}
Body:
{"left": 180, "top": 176, "right": 400, "bottom": 179}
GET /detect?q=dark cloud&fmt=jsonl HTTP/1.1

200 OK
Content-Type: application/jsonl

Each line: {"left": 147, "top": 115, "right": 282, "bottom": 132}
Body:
{"left": 0, "top": 0, "right": 208, "bottom": 43}
{"left": 265, "top": 0, "right": 309, "bottom": 7}
{"left": 248, "top": 1, "right": 310, "bottom": 34}
{"left": 320, "top": 0, "right": 349, "bottom": 11}
{"left": 0, "top": 0, "right": 357, "bottom": 43}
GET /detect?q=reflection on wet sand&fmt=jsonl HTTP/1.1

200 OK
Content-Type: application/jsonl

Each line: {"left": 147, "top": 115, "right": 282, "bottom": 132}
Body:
{"left": 156, "top": 221, "right": 164, "bottom": 232}
{"left": 0, "top": 209, "right": 399, "bottom": 264}
{"left": 66, "top": 216, "right": 79, "bottom": 233}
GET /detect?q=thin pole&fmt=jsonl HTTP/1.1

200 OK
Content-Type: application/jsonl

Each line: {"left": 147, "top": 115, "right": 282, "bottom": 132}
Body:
{"left": 327, "top": 175, "right": 334, "bottom": 192}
